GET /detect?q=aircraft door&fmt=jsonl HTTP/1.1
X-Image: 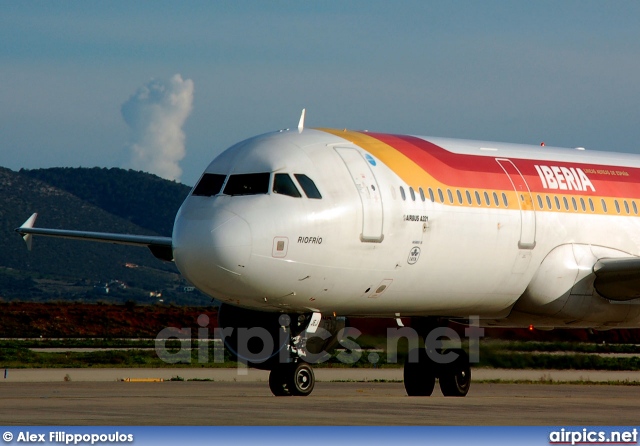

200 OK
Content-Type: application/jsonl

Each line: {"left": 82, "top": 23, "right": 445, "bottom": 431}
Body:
{"left": 335, "top": 147, "right": 384, "bottom": 242}
{"left": 496, "top": 158, "right": 536, "bottom": 249}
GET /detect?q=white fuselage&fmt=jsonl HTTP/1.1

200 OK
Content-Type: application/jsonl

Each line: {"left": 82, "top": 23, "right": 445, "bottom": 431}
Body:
{"left": 172, "top": 129, "right": 640, "bottom": 329}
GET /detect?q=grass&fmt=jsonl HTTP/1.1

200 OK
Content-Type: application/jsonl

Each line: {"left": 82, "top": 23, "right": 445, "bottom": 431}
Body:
{"left": 1, "top": 338, "right": 640, "bottom": 370}
{"left": 485, "top": 340, "right": 640, "bottom": 354}
{"left": 477, "top": 351, "right": 640, "bottom": 371}
{"left": 0, "top": 345, "right": 237, "bottom": 368}
{"left": 0, "top": 339, "right": 191, "bottom": 349}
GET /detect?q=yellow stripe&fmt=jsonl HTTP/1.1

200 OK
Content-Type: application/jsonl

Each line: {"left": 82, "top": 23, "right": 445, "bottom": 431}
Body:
{"left": 319, "top": 128, "right": 522, "bottom": 211}
{"left": 319, "top": 128, "right": 433, "bottom": 187}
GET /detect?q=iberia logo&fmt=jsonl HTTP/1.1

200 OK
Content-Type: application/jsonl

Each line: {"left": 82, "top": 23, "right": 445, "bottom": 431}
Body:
{"left": 534, "top": 165, "right": 595, "bottom": 192}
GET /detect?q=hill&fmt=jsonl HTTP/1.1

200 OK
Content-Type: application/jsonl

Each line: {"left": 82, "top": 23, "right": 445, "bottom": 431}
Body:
{"left": 21, "top": 167, "right": 186, "bottom": 236}
{"left": 0, "top": 166, "right": 208, "bottom": 305}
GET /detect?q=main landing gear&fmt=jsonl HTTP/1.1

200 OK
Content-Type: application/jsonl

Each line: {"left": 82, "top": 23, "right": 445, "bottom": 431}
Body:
{"left": 403, "top": 318, "right": 472, "bottom": 397}
{"left": 403, "top": 347, "right": 471, "bottom": 396}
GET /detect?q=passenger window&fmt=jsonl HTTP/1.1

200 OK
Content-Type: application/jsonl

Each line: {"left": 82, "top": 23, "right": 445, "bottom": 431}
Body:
{"left": 580, "top": 198, "right": 586, "bottom": 212}
{"left": 562, "top": 197, "right": 569, "bottom": 210}
{"left": 537, "top": 195, "right": 543, "bottom": 209}
{"left": 546, "top": 196, "right": 552, "bottom": 209}
{"left": 493, "top": 192, "right": 499, "bottom": 207}
{"left": 457, "top": 190, "right": 463, "bottom": 204}
{"left": 571, "top": 197, "right": 577, "bottom": 211}
{"left": 624, "top": 200, "right": 630, "bottom": 214}
{"left": 428, "top": 188, "right": 435, "bottom": 202}
{"left": 192, "top": 173, "right": 226, "bottom": 197}
{"left": 589, "top": 198, "right": 594, "bottom": 212}
{"left": 502, "top": 193, "right": 508, "bottom": 207}
{"left": 466, "top": 190, "right": 472, "bottom": 205}
{"left": 294, "top": 174, "right": 322, "bottom": 199}
{"left": 601, "top": 199, "right": 608, "bottom": 213}
{"left": 273, "top": 173, "right": 302, "bottom": 197}
{"left": 615, "top": 200, "right": 620, "bottom": 214}
{"left": 447, "top": 189, "right": 454, "bottom": 204}
{"left": 419, "top": 187, "right": 426, "bottom": 202}
{"left": 554, "top": 196, "right": 560, "bottom": 210}
{"left": 410, "top": 187, "right": 416, "bottom": 201}
{"left": 474, "top": 191, "right": 481, "bottom": 205}
{"left": 400, "top": 186, "right": 406, "bottom": 201}
{"left": 437, "top": 188, "right": 444, "bottom": 203}
{"left": 483, "top": 192, "right": 490, "bottom": 206}
{"left": 224, "top": 173, "right": 270, "bottom": 196}
{"left": 634, "top": 201, "right": 638, "bottom": 215}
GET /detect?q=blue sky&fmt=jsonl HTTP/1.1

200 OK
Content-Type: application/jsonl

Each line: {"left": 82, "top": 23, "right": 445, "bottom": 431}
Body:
{"left": 2, "top": 1, "right": 640, "bottom": 185}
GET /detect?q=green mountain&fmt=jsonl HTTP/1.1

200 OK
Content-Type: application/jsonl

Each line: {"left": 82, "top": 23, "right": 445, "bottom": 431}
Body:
{"left": 0, "top": 167, "right": 208, "bottom": 305}
{"left": 21, "top": 167, "right": 186, "bottom": 236}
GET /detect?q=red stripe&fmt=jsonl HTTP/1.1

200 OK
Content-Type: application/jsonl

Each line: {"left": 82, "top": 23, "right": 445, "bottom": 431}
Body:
{"left": 367, "top": 132, "right": 511, "bottom": 190}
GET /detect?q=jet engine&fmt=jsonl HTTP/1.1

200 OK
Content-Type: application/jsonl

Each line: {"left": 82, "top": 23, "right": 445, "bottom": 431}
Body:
{"left": 509, "top": 244, "right": 638, "bottom": 328}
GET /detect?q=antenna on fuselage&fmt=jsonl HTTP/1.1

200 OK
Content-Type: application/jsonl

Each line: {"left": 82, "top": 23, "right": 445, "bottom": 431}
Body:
{"left": 298, "top": 108, "right": 306, "bottom": 133}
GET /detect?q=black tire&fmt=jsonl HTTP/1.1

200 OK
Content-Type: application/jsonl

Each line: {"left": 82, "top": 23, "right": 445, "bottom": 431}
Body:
{"left": 287, "top": 362, "right": 315, "bottom": 396}
{"left": 439, "top": 349, "right": 471, "bottom": 397}
{"left": 403, "top": 348, "right": 436, "bottom": 396}
{"left": 269, "top": 366, "right": 292, "bottom": 396}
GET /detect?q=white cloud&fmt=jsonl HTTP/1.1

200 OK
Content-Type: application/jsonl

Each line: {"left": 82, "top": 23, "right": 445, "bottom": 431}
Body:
{"left": 121, "top": 74, "right": 194, "bottom": 181}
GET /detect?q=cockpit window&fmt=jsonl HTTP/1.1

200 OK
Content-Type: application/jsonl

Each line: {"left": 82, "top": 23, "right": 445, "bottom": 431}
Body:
{"left": 273, "top": 173, "right": 302, "bottom": 198}
{"left": 192, "top": 173, "right": 226, "bottom": 197}
{"left": 223, "top": 173, "right": 270, "bottom": 196}
{"left": 294, "top": 174, "right": 322, "bottom": 199}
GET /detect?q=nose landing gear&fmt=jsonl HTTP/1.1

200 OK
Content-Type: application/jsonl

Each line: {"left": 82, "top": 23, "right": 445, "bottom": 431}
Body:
{"left": 269, "top": 362, "right": 315, "bottom": 397}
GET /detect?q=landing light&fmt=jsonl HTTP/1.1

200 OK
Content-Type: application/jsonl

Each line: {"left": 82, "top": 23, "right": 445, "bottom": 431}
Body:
{"left": 528, "top": 324, "right": 534, "bottom": 331}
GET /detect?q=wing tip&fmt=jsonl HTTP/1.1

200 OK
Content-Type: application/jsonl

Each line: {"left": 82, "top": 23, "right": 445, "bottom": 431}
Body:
{"left": 16, "top": 213, "right": 38, "bottom": 251}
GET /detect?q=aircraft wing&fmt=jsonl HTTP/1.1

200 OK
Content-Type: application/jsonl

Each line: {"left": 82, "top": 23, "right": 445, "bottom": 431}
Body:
{"left": 593, "top": 257, "right": 640, "bottom": 301}
{"left": 15, "top": 213, "right": 173, "bottom": 262}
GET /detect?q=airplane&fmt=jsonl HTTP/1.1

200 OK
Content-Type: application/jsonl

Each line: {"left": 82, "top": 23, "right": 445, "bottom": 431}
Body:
{"left": 16, "top": 110, "right": 640, "bottom": 397}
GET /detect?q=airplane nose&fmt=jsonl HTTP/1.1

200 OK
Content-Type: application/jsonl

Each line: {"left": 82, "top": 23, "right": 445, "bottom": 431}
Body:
{"left": 210, "top": 211, "right": 252, "bottom": 273}
{"left": 173, "top": 205, "right": 252, "bottom": 296}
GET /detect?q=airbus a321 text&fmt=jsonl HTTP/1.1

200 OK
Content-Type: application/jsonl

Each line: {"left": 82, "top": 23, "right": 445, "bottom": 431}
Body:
{"left": 16, "top": 111, "right": 640, "bottom": 397}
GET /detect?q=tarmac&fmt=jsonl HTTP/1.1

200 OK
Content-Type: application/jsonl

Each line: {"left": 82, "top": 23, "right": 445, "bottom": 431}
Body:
{"left": 1, "top": 368, "right": 639, "bottom": 425}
